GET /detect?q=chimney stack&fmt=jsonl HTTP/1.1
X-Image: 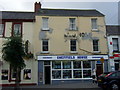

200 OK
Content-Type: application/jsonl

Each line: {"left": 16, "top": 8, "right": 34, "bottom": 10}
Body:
{"left": 34, "top": 2, "right": 41, "bottom": 13}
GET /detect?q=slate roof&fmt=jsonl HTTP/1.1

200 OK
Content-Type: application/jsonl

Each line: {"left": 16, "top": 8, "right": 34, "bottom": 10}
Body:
{"left": 37, "top": 9, "right": 104, "bottom": 17}
{"left": 0, "top": 11, "right": 35, "bottom": 20}
{"left": 106, "top": 25, "right": 120, "bottom": 35}
{"left": 0, "top": 8, "right": 104, "bottom": 20}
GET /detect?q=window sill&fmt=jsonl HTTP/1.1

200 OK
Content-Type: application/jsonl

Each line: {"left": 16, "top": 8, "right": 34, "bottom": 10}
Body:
{"left": 41, "top": 28, "right": 50, "bottom": 31}
{"left": 91, "top": 29, "right": 99, "bottom": 32}
{"left": 41, "top": 51, "right": 50, "bottom": 54}
{"left": 70, "top": 51, "right": 78, "bottom": 54}
{"left": 93, "top": 51, "right": 101, "bottom": 53}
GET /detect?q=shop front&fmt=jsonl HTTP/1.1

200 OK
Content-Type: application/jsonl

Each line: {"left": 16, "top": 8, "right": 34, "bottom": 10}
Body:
{"left": 38, "top": 55, "right": 108, "bottom": 85}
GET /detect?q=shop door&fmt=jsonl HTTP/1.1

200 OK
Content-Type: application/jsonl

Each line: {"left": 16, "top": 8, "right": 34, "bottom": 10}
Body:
{"left": 96, "top": 64, "right": 103, "bottom": 77}
{"left": 44, "top": 66, "right": 51, "bottom": 84}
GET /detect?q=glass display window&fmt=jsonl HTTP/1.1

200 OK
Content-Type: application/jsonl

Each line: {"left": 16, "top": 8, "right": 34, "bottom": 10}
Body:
{"left": 63, "top": 61, "right": 71, "bottom": 69}
{"left": 73, "top": 70, "right": 82, "bottom": 78}
{"left": 52, "top": 61, "right": 61, "bottom": 69}
{"left": 23, "top": 69, "right": 31, "bottom": 80}
{"left": 83, "top": 70, "right": 91, "bottom": 78}
{"left": 63, "top": 70, "right": 72, "bottom": 79}
{"left": 1, "top": 70, "right": 8, "bottom": 80}
{"left": 52, "top": 70, "right": 61, "bottom": 79}
{"left": 83, "top": 61, "right": 91, "bottom": 68}
{"left": 73, "top": 61, "right": 81, "bottom": 69}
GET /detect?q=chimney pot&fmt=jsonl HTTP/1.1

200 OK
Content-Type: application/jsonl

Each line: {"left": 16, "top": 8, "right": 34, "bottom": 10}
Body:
{"left": 34, "top": 2, "right": 41, "bottom": 13}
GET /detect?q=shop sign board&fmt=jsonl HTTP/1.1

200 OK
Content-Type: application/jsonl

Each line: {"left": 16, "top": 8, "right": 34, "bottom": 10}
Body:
{"left": 37, "top": 55, "right": 108, "bottom": 60}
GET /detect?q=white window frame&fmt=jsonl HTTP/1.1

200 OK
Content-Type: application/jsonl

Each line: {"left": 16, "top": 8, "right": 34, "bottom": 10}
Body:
{"left": 93, "top": 39, "right": 100, "bottom": 52}
{"left": 51, "top": 61, "right": 92, "bottom": 80}
{"left": 42, "top": 17, "right": 49, "bottom": 30}
{"left": 70, "top": 39, "right": 77, "bottom": 53}
{"left": 91, "top": 18, "right": 98, "bottom": 31}
{"left": 13, "top": 24, "right": 22, "bottom": 36}
{"left": 42, "top": 39, "right": 49, "bottom": 53}
{"left": 112, "top": 38, "right": 119, "bottom": 52}
{"left": 69, "top": 18, "right": 76, "bottom": 30}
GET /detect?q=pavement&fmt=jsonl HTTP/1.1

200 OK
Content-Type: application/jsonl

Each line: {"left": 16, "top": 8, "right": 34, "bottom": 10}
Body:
{"left": 1, "top": 81, "right": 102, "bottom": 90}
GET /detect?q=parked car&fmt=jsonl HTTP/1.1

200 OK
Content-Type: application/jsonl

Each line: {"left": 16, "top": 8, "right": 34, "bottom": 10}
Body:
{"left": 97, "top": 71, "right": 120, "bottom": 90}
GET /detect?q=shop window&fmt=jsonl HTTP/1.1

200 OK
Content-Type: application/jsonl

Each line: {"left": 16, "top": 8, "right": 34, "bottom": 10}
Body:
{"left": 73, "top": 70, "right": 82, "bottom": 78}
{"left": 1, "top": 70, "right": 8, "bottom": 80}
{"left": 73, "top": 61, "right": 81, "bottom": 69}
{"left": 11, "top": 70, "right": 16, "bottom": 80}
{"left": 63, "top": 61, "right": 71, "bottom": 69}
{"left": 70, "top": 39, "right": 77, "bottom": 52}
{"left": 44, "top": 61, "right": 50, "bottom": 65}
{"left": 52, "top": 61, "right": 61, "bottom": 69}
{"left": 52, "top": 61, "right": 92, "bottom": 80}
{"left": 83, "top": 70, "right": 91, "bottom": 78}
{"left": 112, "top": 38, "right": 119, "bottom": 52}
{"left": 83, "top": 61, "right": 91, "bottom": 68}
{"left": 23, "top": 69, "right": 31, "bottom": 80}
{"left": 52, "top": 70, "right": 61, "bottom": 79}
{"left": 12, "top": 23, "right": 22, "bottom": 37}
{"left": 63, "top": 70, "right": 72, "bottom": 79}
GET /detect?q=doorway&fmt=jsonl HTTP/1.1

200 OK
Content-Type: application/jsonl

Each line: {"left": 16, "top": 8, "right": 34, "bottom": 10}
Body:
{"left": 44, "top": 66, "right": 51, "bottom": 84}
{"left": 96, "top": 64, "right": 103, "bottom": 77}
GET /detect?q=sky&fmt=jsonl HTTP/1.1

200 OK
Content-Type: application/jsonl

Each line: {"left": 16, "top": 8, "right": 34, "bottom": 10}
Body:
{"left": 0, "top": 0, "right": 119, "bottom": 25}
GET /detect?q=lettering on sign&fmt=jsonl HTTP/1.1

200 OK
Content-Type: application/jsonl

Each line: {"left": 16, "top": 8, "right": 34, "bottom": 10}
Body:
{"left": 57, "top": 56, "right": 75, "bottom": 59}
{"left": 64, "top": 32, "right": 92, "bottom": 39}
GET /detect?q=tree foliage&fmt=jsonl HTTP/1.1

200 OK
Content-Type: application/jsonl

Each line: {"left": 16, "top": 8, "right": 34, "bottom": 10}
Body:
{"left": 2, "top": 36, "right": 26, "bottom": 70}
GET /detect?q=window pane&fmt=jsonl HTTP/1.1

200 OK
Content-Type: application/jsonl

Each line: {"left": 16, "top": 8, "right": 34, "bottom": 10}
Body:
{"left": 69, "top": 18, "right": 76, "bottom": 30}
{"left": 12, "top": 71, "right": 16, "bottom": 80}
{"left": 93, "top": 40, "right": 99, "bottom": 51}
{"left": 43, "top": 46, "right": 48, "bottom": 51}
{"left": 42, "top": 18, "right": 48, "bottom": 29}
{"left": 52, "top": 61, "right": 61, "bottom": 69}
{"left": 52, "top": 70, "right": 61, "bottom": 79}
{"left": 83, "top": 70, "right": 91, "bottom": 78}
{"left": 70, "top": 39, "right": 76, "bottom": 51}
{"left": 63, "top": 61, "right": 71, "bottom": 69}
{"left": 83, "top": 61, "right": 91, "bottom": 68}
{"left": 91, "top": 19, "right": 97, "bottom": 29}
{"left": 73, "top": 70, "right": 82, "bottom": 78}
{"left": 63, "top": 70, "right": 72, "bottom": 79}
{"left": 42, "top": 40, "right": 48, "bottom": 51}
{"left": 73, "top": 61, "right": 81, "bottom": 69}
{"left": 23, "top": 69, "right": 31, "bottom": 80}
{"left": 13, "top": 24, "right": 21, "bottom": 36}
{"left": 0, "top": 24, "right": 4, "bottom": 35}
{"left": 112, "top": 38, "right": 119, "bottom": 51}
{"left": 1, "top": 70, "right": 8, "bottom": 80}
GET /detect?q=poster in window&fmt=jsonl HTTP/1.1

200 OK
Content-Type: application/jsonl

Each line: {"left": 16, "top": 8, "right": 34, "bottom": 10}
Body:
{"left": 1, "top": 70, "right": 8, "bottom": 80}
{"left": 23, "top": 69, "right": 31, "bottom": 80}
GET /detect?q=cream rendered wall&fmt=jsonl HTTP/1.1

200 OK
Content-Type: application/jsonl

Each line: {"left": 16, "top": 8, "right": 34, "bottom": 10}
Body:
{"left": 0, "top": 22, "right": 37, "bottom": 84}
{"left": 34, "top": 16, "right": 108, "bottom": 55}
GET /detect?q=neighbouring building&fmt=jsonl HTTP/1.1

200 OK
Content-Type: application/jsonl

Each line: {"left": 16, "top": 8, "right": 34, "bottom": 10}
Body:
{"left": 33, "top": 2, "right": 108, "bottom": 85}
{"left": 106, "top": 25, "right": 120, "bottom": 71}
{"left": 0, "top": 11, "right": 38, "bottom": 86}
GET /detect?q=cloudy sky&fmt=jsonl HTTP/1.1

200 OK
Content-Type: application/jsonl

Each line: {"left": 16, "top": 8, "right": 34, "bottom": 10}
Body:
{"left": 0, "top": 0, "right": 119, "bottom": 25}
